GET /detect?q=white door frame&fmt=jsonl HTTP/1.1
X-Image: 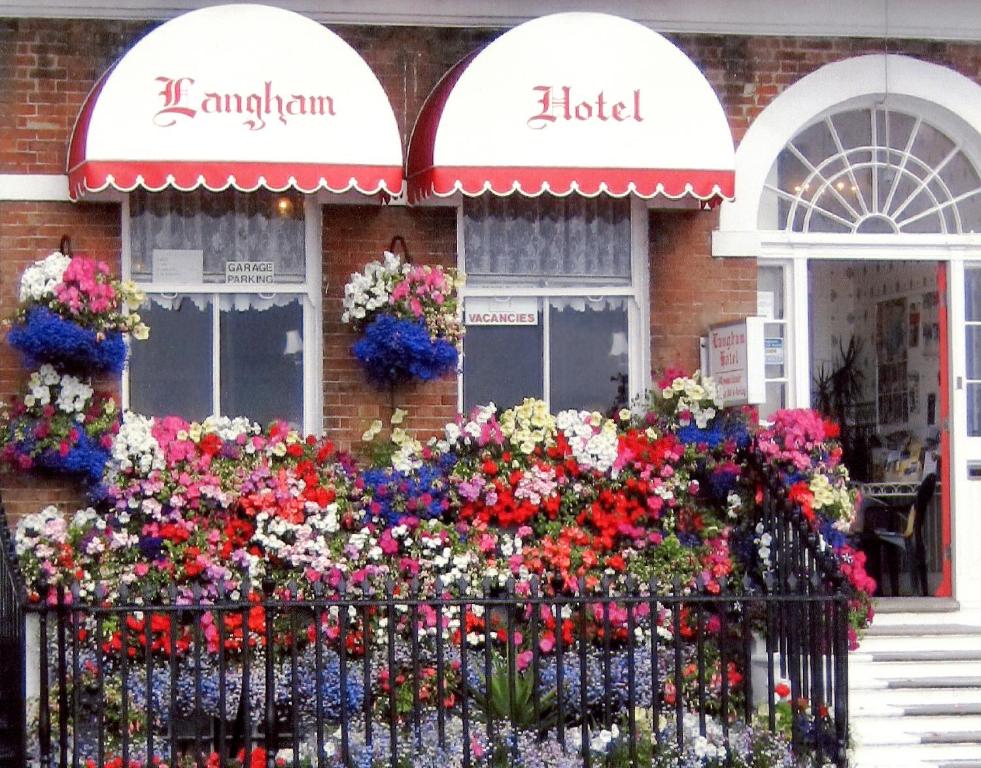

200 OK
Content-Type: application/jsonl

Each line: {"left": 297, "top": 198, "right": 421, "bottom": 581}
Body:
{"left": 715, "top": 53, "right": 981, "bottom": 605}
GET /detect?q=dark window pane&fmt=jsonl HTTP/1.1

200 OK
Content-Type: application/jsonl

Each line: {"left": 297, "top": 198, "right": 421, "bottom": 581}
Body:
{"left": 966, "top": 270, "right": 981, "bottom": 321}
{"left": 549, "top": 298, "right": 629, "bottom": 413}
{"left": 969, "top": 384, "right": 981, "bottom": 437}
{"left": 219, "top": 298, "right": 304, "bottom": 427}
{"left": 761, "top": 381, "right": 787, "bottom": 423}
{"left": 758, "top": 266, "right": 785, "bottom": 319}
{"left": 463, "top": 321, "right": 543, "bottom": 412}
{"left": 129, "top": 295, "right": 213, "bottom": 420}
{"left": 967, "top": 326, "right": 981, "bottom": 381}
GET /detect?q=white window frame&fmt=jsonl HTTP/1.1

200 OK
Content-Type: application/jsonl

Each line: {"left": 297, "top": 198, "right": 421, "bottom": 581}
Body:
{"left": 120, "top": 195, "right": 324, "bottom": 435}
{"left": 757, "top": 259, "right": 796, "bottom": 416}
{"left": 456, "top": 195, "right": 650, "bottom": 412}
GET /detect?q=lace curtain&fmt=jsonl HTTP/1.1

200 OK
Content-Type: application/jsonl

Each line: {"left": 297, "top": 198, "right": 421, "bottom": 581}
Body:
{"left": 147, "top": 294, "right": 302, "bottom": 312}
{"left": 463, "top": 195, "right": 631, "bottom": 283}
{"left": 129, "top": 189, "right": 306, "bottom": 283}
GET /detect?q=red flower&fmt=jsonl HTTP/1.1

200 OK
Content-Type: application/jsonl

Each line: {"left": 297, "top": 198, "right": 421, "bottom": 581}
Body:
{"left": 199, "top": 433, "right": 222, "bottom": 456}
{"left": 788, "top": 481, "right": 815, "bottom": 522}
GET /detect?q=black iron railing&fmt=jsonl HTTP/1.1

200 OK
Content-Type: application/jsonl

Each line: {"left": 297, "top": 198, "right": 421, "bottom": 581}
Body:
{"left": 3, "top": 486, "right": 851, "bottom": 768}
{"left": 0, "top": 506, "right": 28, "bottom": 766}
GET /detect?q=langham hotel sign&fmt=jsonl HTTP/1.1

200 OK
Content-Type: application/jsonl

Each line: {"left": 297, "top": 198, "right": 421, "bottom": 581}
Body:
{"left": 153, "top": 76, "right": 338, "bottom": 131}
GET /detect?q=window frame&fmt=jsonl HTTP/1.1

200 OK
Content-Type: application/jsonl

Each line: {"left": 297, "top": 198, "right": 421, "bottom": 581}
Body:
{"left": 761, "top": 105, "right": 981, "bottom": 236}
{"left": 964, "top": 265, "right": 981, "bottom": 436}
{"left": 757, "top": 261, "right": 794, "bottom": 420}
{"left": 456, "top": 195, "right": 650, "bottom": 413}
{"left": 120, "top": 194, "right": 323, "bottom": 434}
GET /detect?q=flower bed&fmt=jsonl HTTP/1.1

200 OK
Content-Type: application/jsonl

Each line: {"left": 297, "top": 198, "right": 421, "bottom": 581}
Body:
{"left": 15, "top": 371, "right": 872, "bottom": 620}
{"left": 11, "top": 372, "right": 868, "bottom": 767}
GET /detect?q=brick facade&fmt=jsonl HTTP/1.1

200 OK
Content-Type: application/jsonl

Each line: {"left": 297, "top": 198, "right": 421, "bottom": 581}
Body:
{"left": 0, "top": 201, "right": 121, "bottom": 519}
{"left": 322, "top": 205, "right": 458, "bottom": 449}
{"left": 649, "top": 208, "right": 758, "bottom": 373}
{"left": 2, "top": 16, "right": 980, "bottom": 515}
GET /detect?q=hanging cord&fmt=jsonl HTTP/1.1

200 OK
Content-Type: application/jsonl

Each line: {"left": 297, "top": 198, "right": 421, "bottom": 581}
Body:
{"left": 877, "top": 0, "right": 890, "bottom": 107}
{"left": 389, "top": 235, "right": 411, "bottom": 264}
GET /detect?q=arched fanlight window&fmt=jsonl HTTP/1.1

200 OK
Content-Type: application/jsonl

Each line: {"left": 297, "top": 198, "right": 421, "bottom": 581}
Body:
{"left": 760, "top": 106, "right": 981, "bottom": 234}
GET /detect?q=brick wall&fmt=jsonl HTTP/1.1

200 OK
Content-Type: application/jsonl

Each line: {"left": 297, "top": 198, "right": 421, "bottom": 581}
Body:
{"left": 670, "top": 35, "right": 981, "bottom": 142}
{"left": 648, "top": 208, "right": 758, "bottom": 373}
{"left": 0, "top": 19, "right": 152, "bottom": 173}
{"left": 323, "top": 205, "right": 458, "bottom": 451}
{"left": 2, "top": 16, "right": 981, "bottom": 507}
{"left": 0, "top": 201, "right": 121, "bottom": 521}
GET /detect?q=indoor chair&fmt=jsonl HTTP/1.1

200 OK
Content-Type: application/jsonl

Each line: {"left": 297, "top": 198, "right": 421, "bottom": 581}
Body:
{"left": 871, "top": 473, "right": 938, "bottom": 597}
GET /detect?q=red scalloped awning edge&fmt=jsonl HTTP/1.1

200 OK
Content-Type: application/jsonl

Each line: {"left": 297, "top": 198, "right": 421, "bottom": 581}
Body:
{"left": 68, "top": 161, "right": 404, "bottom": 200}
{"left": 407, "top": 166, "right": 735, "bottom": 205}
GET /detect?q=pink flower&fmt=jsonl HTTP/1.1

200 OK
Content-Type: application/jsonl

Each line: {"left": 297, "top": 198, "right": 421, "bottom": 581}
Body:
{"left": 379, "top": 530, "right": 399, "bottom": 555}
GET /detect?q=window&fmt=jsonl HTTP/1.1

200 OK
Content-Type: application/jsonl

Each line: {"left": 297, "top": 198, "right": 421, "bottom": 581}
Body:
{"left": 757, "top": 263, "right": 789, "bottom": 420}
{"left": 760, "top": 106, "right": 981, "bottom": 234}
{"left": 461, "top": 195, "right": 644, "bottom": 413}
{"left": 966, "top": 268, "right": 981, "bottom": 436}
{"left": 126, "top": 189, "right": 318, "bottom": 429}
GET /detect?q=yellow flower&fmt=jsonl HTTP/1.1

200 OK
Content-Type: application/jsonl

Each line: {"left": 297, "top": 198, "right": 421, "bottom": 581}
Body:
{"left": 361, "top": 419, "right": 383, "bottom": 442}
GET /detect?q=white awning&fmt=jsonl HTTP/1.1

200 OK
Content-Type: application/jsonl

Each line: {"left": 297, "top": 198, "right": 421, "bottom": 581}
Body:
{"left": 407, "top": 12, "right": 735, "bottom": 204}
{"left": 68, "top": 4, "right": 403, "bottom": 199}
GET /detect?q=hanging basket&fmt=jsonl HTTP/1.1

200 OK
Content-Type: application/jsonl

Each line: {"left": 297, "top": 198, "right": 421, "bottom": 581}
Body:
{"left": 352, "top": 315, "right": 458, "bottom": 388}
{"left": 6, "top": 430, "right": 110, "bottom": 486}
{"left": 7, "top": 307, "right": 127, "bottom": 373}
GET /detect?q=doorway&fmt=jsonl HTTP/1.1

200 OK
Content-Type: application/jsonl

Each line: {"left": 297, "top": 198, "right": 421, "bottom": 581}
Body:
{"left": 808, "top": 259, "right": 951, "bottom": 597}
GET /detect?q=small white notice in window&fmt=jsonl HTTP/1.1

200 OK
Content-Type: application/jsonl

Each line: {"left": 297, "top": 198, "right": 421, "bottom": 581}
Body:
{"left": 757, "top": 291, "right": 775, "bottom": 320}
{"left": 152, "top": 249, "right": 204, "bottom": 284}
{"left": 466, "top": 297, "right": 538, "bottom": 325}
{"left": 226, "top": 261, "right": 275, "bottom": 285}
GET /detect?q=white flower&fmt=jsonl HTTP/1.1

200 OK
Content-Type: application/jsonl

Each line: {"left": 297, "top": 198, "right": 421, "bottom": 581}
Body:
{"left": 18, "top": 251, "right": 70, "bottom": 303}
{"left": 109, "top": 411, "right": 164, "bottom": 477}
{"left": 199, "top": 415, "right": 260, "bottom": 441}
{"left": 555, "top": 409, "right": 619, "bottom": 473}
{"left": 55, "top": 373, "right": 94, "bottom": 414}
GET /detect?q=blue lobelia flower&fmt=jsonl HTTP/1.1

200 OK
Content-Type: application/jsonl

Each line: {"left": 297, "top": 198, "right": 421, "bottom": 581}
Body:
{"left": 352, "top": 315, "right": 458, "bottom": 387}
{"left": 7, "top": 307, "right": 127, "bottom": 373}
{"left": 32, "top": 430, "right": 110, "bottom": 485}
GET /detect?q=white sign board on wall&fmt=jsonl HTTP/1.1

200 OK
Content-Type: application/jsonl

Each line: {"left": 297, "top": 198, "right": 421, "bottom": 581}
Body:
{"left": 707, "top": 317, "right": 766, "bottom": 406}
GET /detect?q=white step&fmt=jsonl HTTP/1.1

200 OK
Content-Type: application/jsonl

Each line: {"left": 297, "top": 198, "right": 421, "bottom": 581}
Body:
{"left": 853, "top": 743, "right": 981, "bottom": 768}
{"left": 858, "top": 634, "right": 981, "bottom": 653}
{"left": 849, "top": 609, "right": 981, "bottom": 768}
{"left": 851, "top": 689, "right": 981, "bottom": 715}
{"left": 850, "top": 668, "right": 981, "bottom": 691}
{"left": 854, "top": 715, "right": 981, "bottom": 742}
